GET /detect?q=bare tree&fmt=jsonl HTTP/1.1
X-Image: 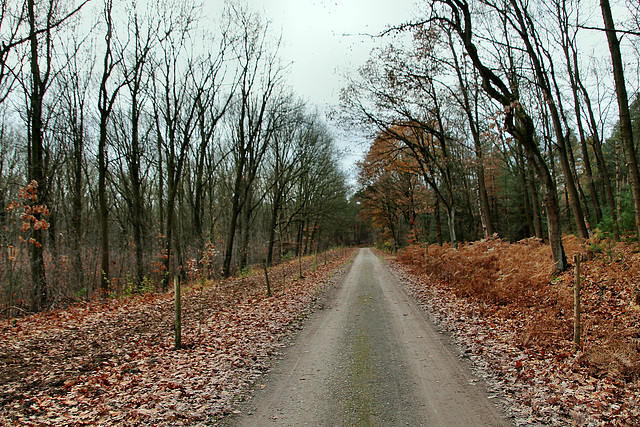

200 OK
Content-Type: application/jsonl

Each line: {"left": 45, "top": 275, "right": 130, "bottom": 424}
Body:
{"left": 221, "top": 4, "right": 287, "bottom": 277}
{"left": 446, "top": 29, "right": 494, "bottom": 237}
{"left": 113, "top": 1, "right": 164, "bottom": 291}
{"left": 425, "top": 0, "right": 568, "bottom": 270}
{"left": 0, "top": 0, "right": 89, "bottom": 106}
{"left": 340, "top": 37, "right": 479, "bottom": 248}
{"left": 554, "top": 0, "right": 603, "bottom": 228}
{"left": 600, "top": 0, "right": 640, "bottom": 243}
{"left": 150, "top": 0, "right": 204, "bottom": 289}
{"left": 496, "top": 0, "right": 589, "bottom": 239}
{"left": 263, "top": 100, "right": 311, "bottom": 266}
{"left": 26, "top": 0, "right": 52, "bottom": 309}
{"left": 0, "top": 0, "right": 26, "bottom": 105}
{"left": 191, "top": 33, "right": 236, "bottom": 249}
{"left": 7, "top": 0, "right": 90, "bottom": 309}
{"left": 97, "top": 0, "right": 128, "bottom": 296}
{"left": 53, "top": 34, "right": 93, "bottom": 293}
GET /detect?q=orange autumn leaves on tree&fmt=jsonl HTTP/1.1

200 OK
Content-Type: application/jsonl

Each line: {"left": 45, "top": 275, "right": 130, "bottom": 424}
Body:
{"left": 6, "top": 180, "right": 50, "bottom": 247}
{"left": 357, "top": 128, "right": 427, "bottom": 248}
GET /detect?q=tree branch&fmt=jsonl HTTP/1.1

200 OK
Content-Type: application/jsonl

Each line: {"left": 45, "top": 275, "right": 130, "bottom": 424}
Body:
{"left": 577, "top": 24, "right": 640, "bottom": 37}
{"left": 1, "top": 0, "right": 92, "bottom": 55}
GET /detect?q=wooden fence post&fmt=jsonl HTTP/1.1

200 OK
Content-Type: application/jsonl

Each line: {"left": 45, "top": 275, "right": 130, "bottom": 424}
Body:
{"left": 263, "top": 259, "right": 272, "bottom": 297}
{"left": 425, "top": 244, "right": 429, "bottom": 273}
{"left": 282, "top": 257, "right": 286, "bottom": 286}
{"left": 574, "top": 255, "right": 581, "bottom": 348}
{"left": 174, "top": 275, "right": 181, "bottom": 350}
{"left": 298, "top": 251, "right": 303, "bottom": 278}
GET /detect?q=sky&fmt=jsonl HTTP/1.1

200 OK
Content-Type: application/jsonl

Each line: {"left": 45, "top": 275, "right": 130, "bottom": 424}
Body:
{"left": 244, "top": 0, "right": 418, "bottom": 106}
{"left": 212, "top": 0, "right": 421, "bottom": 179}
{"left": 220, "top": 0, "right": 631, "bottom": 183}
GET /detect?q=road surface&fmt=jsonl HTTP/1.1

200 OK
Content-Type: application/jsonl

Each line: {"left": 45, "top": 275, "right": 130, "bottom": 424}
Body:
{"left": 223, "top": 248, "right": 511, "bottom": 426}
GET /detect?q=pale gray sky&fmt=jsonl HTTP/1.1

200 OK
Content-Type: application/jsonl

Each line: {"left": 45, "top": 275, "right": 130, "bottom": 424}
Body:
{"left": 219, "top": 0, "right": 419, "bottom": 179}
{"left": 243, "top": 0, "right": 418, "bottom": 108}
{"left": 198, "top": 0, "right": 630, "bottom": 182}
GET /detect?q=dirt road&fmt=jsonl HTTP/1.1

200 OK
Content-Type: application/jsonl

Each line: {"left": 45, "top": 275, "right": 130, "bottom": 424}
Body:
{"left": 224, "top": 248, "right": 511, "bottom": 426}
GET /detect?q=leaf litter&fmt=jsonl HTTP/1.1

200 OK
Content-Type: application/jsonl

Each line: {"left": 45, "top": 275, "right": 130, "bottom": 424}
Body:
{"left": 5, "top": 238, "right": 640, "bottom": 427}
{"left": 387, "top": 235, "right": 640, "bottom": 426}
{"left": 0, "top": 250, "right": 353, "bottom": 426}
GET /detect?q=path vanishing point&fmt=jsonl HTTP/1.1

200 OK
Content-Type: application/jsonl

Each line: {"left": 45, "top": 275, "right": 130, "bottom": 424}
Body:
{"left": 223, "top": 248, "right": 511, "bottom": 426}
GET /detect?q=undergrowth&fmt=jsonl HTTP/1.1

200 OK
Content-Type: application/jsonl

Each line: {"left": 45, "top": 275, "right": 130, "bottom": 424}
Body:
{"left": 396, "top": 235, "right": 640, "bottom": 382}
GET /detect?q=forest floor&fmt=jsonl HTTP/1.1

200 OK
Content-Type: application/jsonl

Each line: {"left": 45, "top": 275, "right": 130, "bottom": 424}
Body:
{"left": 3, "top": 236, "right": 640, "bottom": 426}
{"left": 390, "top": 235, "right": 640, "bottom": 426}
{"left": 222, "top": 248, "right": 509, "bottom": 426}
{"left": 0, "top": 249, "right": 354, "bottom": 426}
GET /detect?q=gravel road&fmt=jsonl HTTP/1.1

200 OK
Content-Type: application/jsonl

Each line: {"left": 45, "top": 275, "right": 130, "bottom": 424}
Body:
{"left": 224, "top": 248, "right": 511, "bottom": 426}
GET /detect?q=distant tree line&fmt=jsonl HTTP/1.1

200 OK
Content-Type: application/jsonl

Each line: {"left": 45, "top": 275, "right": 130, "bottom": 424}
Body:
{"left": 342, "top": 0, "right": 640, "bottom": 271}
{"left": 0, "top": 0, "right": 354, "bottom": 312}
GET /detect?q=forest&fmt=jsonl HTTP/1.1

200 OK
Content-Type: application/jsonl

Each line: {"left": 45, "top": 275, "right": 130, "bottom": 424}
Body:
{"left": 2, "top": 0, "right": 640, "bottom": 316}
{"left": 0, "top": 0, "right": 356, "bottom": 313}
{"left": 3, "top": 0, "right": 640, "bottom": 424}
{"left": 343, "top": 0, "right": 640, "bottom": 268}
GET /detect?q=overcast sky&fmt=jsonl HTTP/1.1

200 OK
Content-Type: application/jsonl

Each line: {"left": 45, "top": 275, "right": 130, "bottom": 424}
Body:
{"left": 218, "top": 0, "right": 420, "bottom": 179}
{"left": 243, "top": 0, "right": 418, "bottom": 107}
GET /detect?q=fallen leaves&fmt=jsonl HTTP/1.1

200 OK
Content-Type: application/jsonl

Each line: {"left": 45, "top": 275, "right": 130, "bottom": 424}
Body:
{"left": 0, "top": 250, "right": 353, "bottom": 426}
{"left": 388, "top": 236, "right": 640, "bottom": 426}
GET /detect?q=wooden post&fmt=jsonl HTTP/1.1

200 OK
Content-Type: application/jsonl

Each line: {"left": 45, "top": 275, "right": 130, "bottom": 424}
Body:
{"left": 573, "top": 255, "right": 581, "bottom": 348}
{"left": 282, "top": 258, "right": 286, "bottom": 286}
{"left": 198, "top": 278, "right": 204, "bottom": 338}
{"left": 298, "top": 251, "right": 303, "bottom": 278}
{"left": 425, "top": 244, "right": 429, "bottom": 273}
{"left": 263, "top": 259, "right": 272, "bottom": 297}
{"left": 174, "top": 275, "right": 181, "bottom": 350}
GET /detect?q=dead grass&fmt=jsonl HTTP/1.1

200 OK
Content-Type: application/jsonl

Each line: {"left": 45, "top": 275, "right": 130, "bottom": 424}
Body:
{"left": 395, "top": 235, "right": 640, "bottom": 382}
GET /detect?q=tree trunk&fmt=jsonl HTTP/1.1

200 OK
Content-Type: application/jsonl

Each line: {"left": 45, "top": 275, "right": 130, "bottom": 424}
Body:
{"left": 579, "top": 135, "right": 602, "bottom": 225}
{"left": 517, "top": 144, "right": 534, "bottom": 238}
{"left": 72, "top": 112, "right": 84, "bottom": 291}
{"left": 600, "top": 0, "right": 640, "bottom": 243}
{"left": 540, "top": 82, "right": 589, "bottom": 240}
{"left": 517, "top": 110, "right": 568, "bottom": 271}
{"left": 545, "top": 176, "right": 568, "bottom": 270}
{"left": 98, "top": 129, "right": 110, "bottom": 297}
{"left": 27, "top": 0, "right": 48, "bottom": 311}
{"left": 163, "top": 176, "right": 176, "bottom": 291}
{"left": 266, "top": 193, "right": 280, "bottom": 267}
{"left": 559, "top": 0, "right": 603, "bottom": 226}
{"left": 476, "top": 156, "right": 493, "bottom": 237}
{"left": 577, "top": 52, "right": 619, "bottom": 239}
{"left": 449, "top": 36, "right": 494, "bottom": 237}
{"left": 616, "top": 139, "right": 623, "bottom": 222}
{"left": 527, "top": 159, "right": 544, "bottom": 239}
{"left": 567, "top": 58, "right": 602, "bottom": 225}
{"left": 239, "top": 191, "right": 252, "bottom": 270}
{"left": 97, "top": 0, "right": 119, "bottom": 298}
{"left": 193, "top": 101, "right": 209, "bottom": 245}
{"left": 566, "top": 133, "right": 593, "bottom": 233}
{"left": 222, "top": 185, "right": 242, "bottom": 277}
{"left": 447, "top": 206, "right": 457, "bottom": 248}
{"left": 434, "top": 196, "right": 443, "bottom": 246}
{"left": 296, "top": 219, "right": 304, "bottom": 256}
{"left": 157, "top": 134, "right": 164, "bottom": 239}
{"left": 130, "top": 94, "right": 144, "bottom": 291}
{"left": 511, "top": 0, "right": 588, "bottom": 240}
{"left": 592, "top": 136, "right": 620, "bottom": 239}
{"left": 445, "top": 0, "right": 568, "bottom": 270}
{"left": 565, "top": 186, "right": 573, "bottom": 235}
